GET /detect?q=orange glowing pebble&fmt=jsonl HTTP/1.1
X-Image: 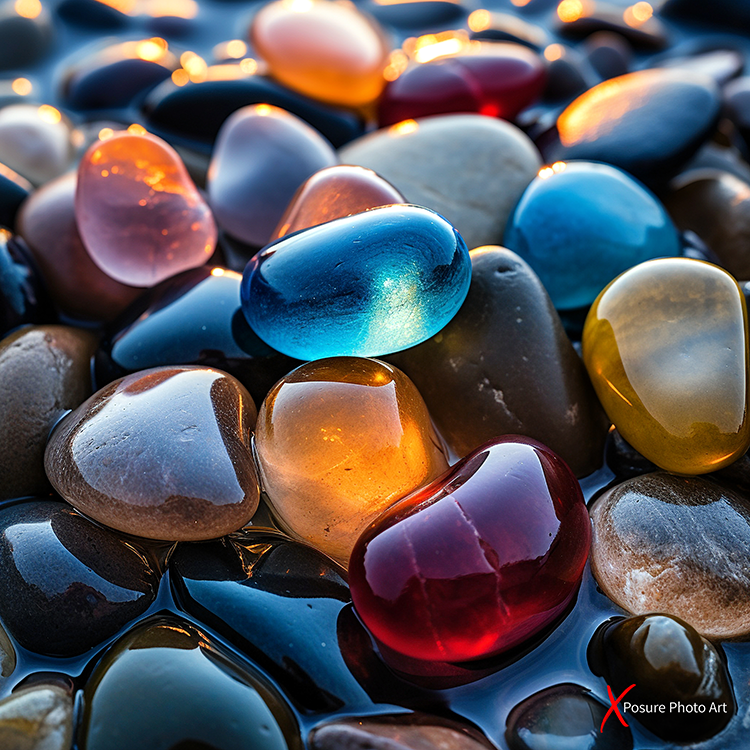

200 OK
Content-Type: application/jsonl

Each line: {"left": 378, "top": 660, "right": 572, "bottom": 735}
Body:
{"left": 254, "top": 357, "right": 449, "bottom": 566}
{"left": 75, "top": 130, "right": 217, "bottom": 287}
{"left": 250, "top": 0, "right": 391, "bottom": 108}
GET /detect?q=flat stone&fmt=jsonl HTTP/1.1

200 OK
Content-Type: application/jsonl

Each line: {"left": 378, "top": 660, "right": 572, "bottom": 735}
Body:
{"left": 339, "top": 114, "right": 541, "bottom": 250}
{"left": 45, "top": 366, "right": 260, "bottom": 541}
{"left": 0, "top": 685, "right": 73, "bottom": 750}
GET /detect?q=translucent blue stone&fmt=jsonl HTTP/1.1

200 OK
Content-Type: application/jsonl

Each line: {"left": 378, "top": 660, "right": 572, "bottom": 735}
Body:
{"left": 503, "top": 161, "right": 681, "bottom": 310}
{"left": 241, "top": 205, "right": 471, "bottom": 360}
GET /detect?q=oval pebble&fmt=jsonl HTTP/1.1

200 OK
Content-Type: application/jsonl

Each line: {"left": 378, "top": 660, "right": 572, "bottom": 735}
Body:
{"left": 0, "top": 685, "right": 73, "bottom": 750}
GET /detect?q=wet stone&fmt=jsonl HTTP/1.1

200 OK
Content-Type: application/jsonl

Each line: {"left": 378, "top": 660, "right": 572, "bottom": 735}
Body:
{"left": 365, "top": 0, "right": 466, "bottom": 30}
{"left": 590, "top": 614, "right": 733, "bottom": 741}
{"left": 45, "top": 366, "right": 260, "bottom": 542}
{"left": 542, "top": 68, "right": 722, "bottom": 188}
{"left": 541, "top": 44, "right": 600, "bottom": 102}
{"left": 0, "top": 325, "right": 97, "bottom": 501}
{"left": 0, "top": 685, "right": 73, "bottom": 750}
{"left": 582, "top": 31, "right": 632, "bottom": 80}
{"left": 339, "top": 114, "right": 541, "bottom": 250}
{"left": 80, "top": 615, "right": 301, "bottom": 750}
{"left": 18, "top": 172, "right": 143, "bottom": 323}
{"left": 590, "top": 471, "right": 750, "bottom": 638}
{"left": 467, "top": 11, "right": 550, "bottom": 49}
{"left": 254, "top": 357, "right": 449, "bottom": 565}
{"left": 242, "top": 205, "right": 470, "bottom": 360}
{"left": 0, "top": 499, "right": 159, "bottom": 656}
{"left": 388, "top": 246, "right": 608, "bottom": 477}
{"left": 505, "top": 684, "right": 633, "bottom": 750}
{"left": 582, "top": 258, "right": 750, "bottom": 474}
{"left": 349, "top": 436, "right": 590, "bottom": 662}
{"left": 605, "top": 428, "right": 658, "bottom": 479}
{"left": 57, "top": 0, "right": 130, "bottom": 28}
{"left": 208, "top": 104, "right": 337, "bottom": 248}
{"left": 0, "top": 161, "right": 30, "bottom": 228}
{"left": 0, "top": 0, "right": 53, "bottom": 70}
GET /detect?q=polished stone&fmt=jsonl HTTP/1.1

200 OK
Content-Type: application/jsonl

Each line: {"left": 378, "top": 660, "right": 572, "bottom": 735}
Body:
{"left": 0, "top": 685, "right": 73, "bottom": 750}
{"left": 339, "top": 114, "right": 541, "bottom": 250}
{"left": 366, "top": 0, "right": 466, "bottom": 29}
{"left": 254, "top": 357, "right": 448, "bottom": 565}
{"left": 208, "top": 104, "right": 337, "bottom": 247}
{"left": 0, "top": 500, "right": 159, "bottom": 656}
{"left": 242, "top": 205, "right": 470, "bottom": 360}
{"left": 504, "top": 161, "right": 681, "bottom": 310}
{"left": 582, "top": 258, "right": 750, "bottom": 474}
{"left": 349, "top": 436, "right": 590, "bottom": 661}
{"left": 0, "top": 325, "right": 97, "bottom": 500}
{"left": 590, "top": 472, "right": 750, "bottom": 638}
{"left": 76, "top": 130, "right": 217, "bottom": 286}
{"left": 388, "top": 246, "right": 608, "bottom": 477}
{"left": 45, "top": 366, "right": 260, "bottom": 541}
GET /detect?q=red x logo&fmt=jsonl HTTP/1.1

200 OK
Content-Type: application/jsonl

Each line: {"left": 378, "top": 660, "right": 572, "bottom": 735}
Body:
{"left": 600, "top": 684, "right": 636, "bottom": 732}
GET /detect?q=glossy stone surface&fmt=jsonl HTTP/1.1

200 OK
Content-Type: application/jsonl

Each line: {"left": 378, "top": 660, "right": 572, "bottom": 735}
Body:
{"left": 543, "top": 69, "right": 721, "bottom": 187}
{"left": 242, "top": 205, "right": 470, "bottom": 360}
{"left": 339, "top": 114, "right": 541, "bottom": 250}
{"left": 45, "top": 366, "right": 260, "bottom": 541}
{"left": 0, "top": 623, "right": 14, "bottom": 686}
{"left": 0, "top": 500, "right": 159, "bottom": 656}
{"left": 208, "top": 104, "right": 337, "bottom": 248}
{"left": 590, "top": 472, "right": 750, "bottom": 638}
{"left": 388, "top": 247, "right": 608, "bottom": 477}
{"left": 366, "top": 0, "right": 466, "bottom": 29}
{"left": 0, "top": 685, "right": 73, "bottom": 750}
{"left": 505, "top": 684, "right": 633, "bottom": 750}
{"left": 76, "top": 130, "right": 217, "bottom": 286}
{"left": 468, "top": 10, "right": 549, "bottom": 48}
{"left": 170, "top": 533, "right": 371, "bottom": 713}
{"left": 666, "top": 171, "right": 750, "bottom": 280}
{"left": 378, "top": 42, "right": 546, "bottom": 126}
{"left": 505, "top": 161, "right": 680, "bottom": 310}
{"left": 272, "top": 165, "right": 405, "bottom": 240}
{"left": 0, "top": 325, "right": 97, "bottom": 500}
{"left": 349, "top": 436, "right": 590, "bottom": 662}
{"left": 0, "top": 161, "right": 30, "bottom": 228}
{"left": 80, "top": 616, "right": 301, "bottom": 750}
{"left": 582, "top": 258, "right": 750, "bottom": 474}
{"left": 255, "top": 357, "right": 448, "bottom": 565}
{"left": 94, "top": 266, "right": 299, "bottom": 407}
{"left": 583, "top": 31, "right": 631, "bottom": 80}
{"left": 591, "top": 614, "right": 733, "bottom": 741}
{"left": 250, "top": 0, "right": 390, "bottom": 108}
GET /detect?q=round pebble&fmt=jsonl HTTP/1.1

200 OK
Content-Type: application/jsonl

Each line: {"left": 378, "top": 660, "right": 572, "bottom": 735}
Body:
{"left": 0, "top": 685, "right": 73, "bottom": 750}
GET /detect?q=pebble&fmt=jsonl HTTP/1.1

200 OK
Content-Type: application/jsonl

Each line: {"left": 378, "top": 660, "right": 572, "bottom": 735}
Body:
{"left": 339, "top": 114, "right": 541, "bottom": 250}
{"left": 80, "top": 616, "right": 300, "bottom": 750}
{"left": 467, "top": 10, "right": 549, "bottom": 49}
{"left": 76, "top": 130, "right": 217, "bottom": 286}
{"left": 57, "top": 0, "right": 129, "bottom": 29}
{"left": 504, "top": 161, "right": 681, "bottom": 310}
{"left": 366, "top": 0, "right": 466, "bottom": 30}
{"left": 582, "top": 257, "right": 750, "bottom": 474}
{"left": 208, "top": 104, "right": 337, "bottom": 248}
{"left": 388, "top": 246, "right": 608, "bottom": 477}
{"left": 0, "top": 500, "right": 159, "bottom": 656}
{"left": 0, "top": 623, "right": 13, "bottom": 686}
{"left": 540, "top": 43, "right": 599, "bottom": 102}
{"left": 18, "top": 172, "right": 143, "bottom": 322}
{"left": 0, "top": 325, "right": 97, "bottom": 501}
{"left": 0, "top": 0, "right": 53, "bottom": 70}
{"left": 0, "top": 161, "right": 30, "bottom": 228}
{"left": 250, "top": 0, "right": 391, "bottom": 108}
{"left": 272, "top": 165, "right": 404, "bottom": 240}
{"left": 241, "top": 205, "right": 471, "bottom": 360}
{"left": 590, "top": 471, "right": 750, "bottom": 639}
{"left": 254, "top": 357, "right": 449, "bottom": 565}
{"left": 377, "top": 42, "right": 546, "bottom": 126}
{"left": 349, "top": 436, "right": 590, "bottom": 662}
{"left": 505, "top": 684, "right": 633, "bottom": 750}
{"left": 45, "top": 366, "right": 260, "bottom": 542}
{"left": 0, "top": 685, "right": 73, "bottom": 750}
{"left": 582, "top": 31, "right": 632, "bottom": 80}
{"left": 590, "top": 614, "right": 733, "bottom": 741}
{"left": 657, "top": 48, "right": 744, "bottom": 86}
{"left": 542, "top": 68, "right": 722, "bottom": 188}
{"left": 724, "top": 76, "right": 750, "bottom": 152}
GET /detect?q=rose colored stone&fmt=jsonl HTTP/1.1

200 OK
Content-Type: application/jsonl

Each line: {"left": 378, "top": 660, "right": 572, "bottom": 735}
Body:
{"left": 75, "top": 131, "right": 217, "bottom": 286}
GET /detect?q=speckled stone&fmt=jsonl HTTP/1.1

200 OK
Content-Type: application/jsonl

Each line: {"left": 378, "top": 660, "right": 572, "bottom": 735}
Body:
{"left": 591, "top": 472, "right": 750, "bottom": 639}
{"left": 45, "top": 366, "right": 260, "bottom": 542}
{"left": 0, "top": 685, "right": 73, "bottom": 750}
{"left": 0, "top": 325, "right": 97, "bottom": 501}
{"left": 339, "top": 114, "right": 541, "bottom": 250}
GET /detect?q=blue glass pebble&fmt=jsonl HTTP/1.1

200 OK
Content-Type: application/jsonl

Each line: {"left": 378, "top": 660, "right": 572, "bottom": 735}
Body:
{"left": 241, "top": 205, "right": 471, "bottom": 360}
{"left": 503, "top": 161, "right": 681, "bottom": 310}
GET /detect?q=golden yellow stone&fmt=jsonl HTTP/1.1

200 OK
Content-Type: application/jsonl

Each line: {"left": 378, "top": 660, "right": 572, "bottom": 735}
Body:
{"left": 582, "top": 258, "right": 750, "bottom": 475}
{"left": 254, "top": 357, "right": 448, "bottom": 565}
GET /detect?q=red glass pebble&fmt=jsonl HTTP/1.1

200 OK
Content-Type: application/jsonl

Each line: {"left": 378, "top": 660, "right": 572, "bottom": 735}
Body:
{"left": 378, "top": 42, "right": 546, "bottom": 127}
{"left": 349, "top": 436, "right": 590, "bottom": 662}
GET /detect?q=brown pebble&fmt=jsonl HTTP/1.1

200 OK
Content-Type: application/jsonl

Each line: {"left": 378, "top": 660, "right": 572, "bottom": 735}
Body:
{"left": 0, "top": 685, "right": 73, "bottom": 750}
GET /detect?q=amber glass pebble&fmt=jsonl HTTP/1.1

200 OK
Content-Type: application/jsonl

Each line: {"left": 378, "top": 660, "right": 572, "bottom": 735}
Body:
{"left": 254, "top": 357, "right": 449, "bottom": 566}
{"left": 250, "top": 0, "right": 391, "bottom": 108}
{"left": 583, "top": 258, "right": 750, "bottom": 474}
{"left": 75, "top": 130, "right": 217, "bottom": 287}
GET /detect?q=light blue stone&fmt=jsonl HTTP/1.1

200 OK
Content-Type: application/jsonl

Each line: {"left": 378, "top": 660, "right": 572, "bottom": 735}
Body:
{"left": 503, "top": 161, "right": 681, "bottom": 310}
{"left": 241, "top": 205, "right": 471, "bottom": 360}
